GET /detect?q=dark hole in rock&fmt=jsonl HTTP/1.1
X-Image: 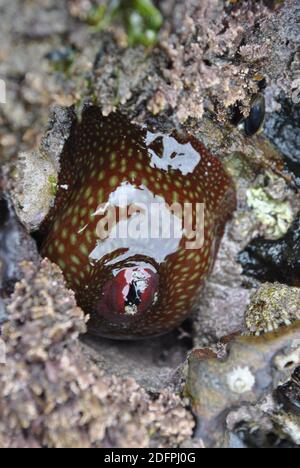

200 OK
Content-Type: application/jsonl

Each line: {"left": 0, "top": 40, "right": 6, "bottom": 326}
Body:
{"left": 285, "top": 361, "right": 295, "bottom": 369}
{"left": 0, "top": 197, "right": 9, "bottom": 226}
{"left": 238, "top": 215, "right": 300, "bottom": 286}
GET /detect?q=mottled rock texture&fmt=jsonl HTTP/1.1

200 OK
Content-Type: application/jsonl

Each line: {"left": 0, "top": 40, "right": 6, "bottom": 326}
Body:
{"left": 0, "top": 260, "right": 194, "bottom": 448}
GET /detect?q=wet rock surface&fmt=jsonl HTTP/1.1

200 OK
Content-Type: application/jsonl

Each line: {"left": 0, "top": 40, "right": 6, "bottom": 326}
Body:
{"left": 276, "top": 366, "right": 300, "bottom": 416}
{"left": 10, "top": 106, "right": 75, "bottom": 231}
{"left": 186, "top": 322, "right": 300, "bottom": 447}
{"left": 225, "top": 399, "right": 300, "bottom": 448}
{"left": 0, "top": 298, "right": 6, "bottom": 325}
{"left": 0, "top": 195, "right": 39, "bottom": 298}
{"left": 238, "top": 215, "right": 300, "bottom": 286}
{"left": 265, "top": 96, "right": 300, "bottom": 187}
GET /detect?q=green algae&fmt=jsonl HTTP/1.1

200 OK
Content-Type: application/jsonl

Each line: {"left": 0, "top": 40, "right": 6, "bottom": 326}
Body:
{"left": 87, "top": 0, "right": 163, "bottom": 47}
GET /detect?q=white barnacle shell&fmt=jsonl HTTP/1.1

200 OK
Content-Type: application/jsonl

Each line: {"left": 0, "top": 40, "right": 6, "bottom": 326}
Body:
{"left": 227, "top": 366, "right": 255, "bottom": 394}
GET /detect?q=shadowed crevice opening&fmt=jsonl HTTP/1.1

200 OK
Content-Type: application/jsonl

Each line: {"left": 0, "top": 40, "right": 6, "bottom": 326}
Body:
{"left": 81, "top": 318, "right": 193, "bottom": 391}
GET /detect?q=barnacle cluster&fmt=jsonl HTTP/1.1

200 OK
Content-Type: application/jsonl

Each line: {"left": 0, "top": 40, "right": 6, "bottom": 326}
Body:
{"left": 245, "top": 283, "right": 300, "bottom": 336}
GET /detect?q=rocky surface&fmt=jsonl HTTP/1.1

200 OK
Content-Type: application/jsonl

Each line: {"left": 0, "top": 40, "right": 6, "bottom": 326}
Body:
{"left": 0, "top": 0, "right": 299, "bottom": 448}
{"left": 245, "top": 283, "right": 300, "bottom": 335}
{"left": 187, "top": 322, "right": 300, "bottom": 447}
{"left": 0, "top": 260, "right": 195, "bottom": 448}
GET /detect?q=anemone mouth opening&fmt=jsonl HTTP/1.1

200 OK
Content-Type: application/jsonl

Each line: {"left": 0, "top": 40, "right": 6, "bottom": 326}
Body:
{"left": 125, "top": 280, "right": 142, "bottom": 311}
{"left": 98, "top": 265, "right": 159, "bottom": 323}
{"left": 84, "top": 259, "right": 193, "bottom": 391}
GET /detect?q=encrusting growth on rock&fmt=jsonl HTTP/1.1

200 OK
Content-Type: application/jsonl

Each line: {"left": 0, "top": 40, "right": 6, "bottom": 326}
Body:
{"left": 244, "top": 282, "right": 300, "bottom": 336}
{"left": 0, "top": 259, "right": 194, "bottom": 448}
